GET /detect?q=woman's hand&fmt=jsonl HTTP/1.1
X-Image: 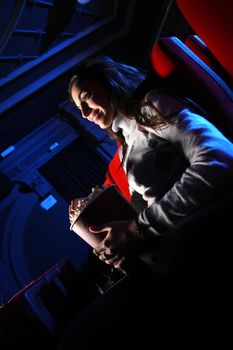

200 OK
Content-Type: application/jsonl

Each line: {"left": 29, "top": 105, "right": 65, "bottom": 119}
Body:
{"left": 90, "top": 219, "right": 143, "bottom": 269}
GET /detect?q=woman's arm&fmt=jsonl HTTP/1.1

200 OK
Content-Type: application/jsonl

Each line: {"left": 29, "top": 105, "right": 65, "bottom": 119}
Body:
{"left": 138, "top": 109, "right": 233, "bottom": 236}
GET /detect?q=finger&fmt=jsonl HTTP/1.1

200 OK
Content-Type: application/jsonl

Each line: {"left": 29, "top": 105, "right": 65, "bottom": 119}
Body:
{"left": 114, "top": 257, "right": 126, "bottom": 270}
{"left": 89, "top": 225, "right": 109, "bottom": 233}
{"left": 104, "top": 250, "right": 115, "bottom": 259}
{"left": 103, "top": 252, "right": 115, "bottom": 260}
{"left": 97, "top": 250, "right": 109, "bottom": 262}
{"left": 99, "top": 254, "right": 107, "bottom": 262}
{"left": 102, "top": 236, "right": 112, "bottom": 248}
{"left": 104, "top": 255, "right": 119, "bottom": 265}
{"left": 93, "top": 245, "right": 105, "bottom": 256}
{"left": 95, "top": 249, "right": 116, "bottom": 264}
{"left": 93, "top": 248, "right": 99, "bottom": 257}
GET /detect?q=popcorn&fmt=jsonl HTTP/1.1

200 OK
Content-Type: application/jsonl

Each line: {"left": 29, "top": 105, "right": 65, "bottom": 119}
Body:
{"left": 70, "top": 186, "right": 103, "bottom": 230}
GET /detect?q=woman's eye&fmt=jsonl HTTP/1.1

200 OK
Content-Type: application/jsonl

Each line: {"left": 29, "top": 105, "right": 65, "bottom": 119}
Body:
{"left": 83, "top": 93, "right": 91, "bottom": 101}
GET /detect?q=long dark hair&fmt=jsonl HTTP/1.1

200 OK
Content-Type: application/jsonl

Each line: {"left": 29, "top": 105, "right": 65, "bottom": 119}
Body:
{"left": 68, "top": 55, "right": 204, "bottom": 143}
{"left": 69, "top": 55, "right": 145, "bottom": 117}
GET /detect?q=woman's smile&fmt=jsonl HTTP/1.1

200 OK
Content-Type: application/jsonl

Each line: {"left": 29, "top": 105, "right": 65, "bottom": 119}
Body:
{"left": 88, "top": 111, "right": 102, "bottom": 124}
{"left": 71, "top": 80, "right": 115, "bottom": 129}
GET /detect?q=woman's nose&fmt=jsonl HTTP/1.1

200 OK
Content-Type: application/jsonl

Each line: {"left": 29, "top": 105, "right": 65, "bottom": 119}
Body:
{"left": 80, "top": 101, "right": 91, "bottom": 118}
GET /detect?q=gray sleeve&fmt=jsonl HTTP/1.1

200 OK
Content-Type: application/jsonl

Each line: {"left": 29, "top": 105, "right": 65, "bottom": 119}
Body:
{"left": 138, "top": 109, "right": 233, "bottom": 236}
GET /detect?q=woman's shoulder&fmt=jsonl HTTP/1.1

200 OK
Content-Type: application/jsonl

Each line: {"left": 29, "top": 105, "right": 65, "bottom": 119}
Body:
{"left": 145, "top": 89, "right": 207, "bottom": 116}
{"left": 143, "top": 89, "right": 188, "bottom": 119}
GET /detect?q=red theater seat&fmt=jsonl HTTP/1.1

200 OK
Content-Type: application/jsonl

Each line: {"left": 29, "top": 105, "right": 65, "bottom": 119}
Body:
{"left": 177, "top": 0, "right": 233, "bottom": 87}
{"left": 151, "top": 36, "right": 233, "bottom": 140}
{"left": 185, "top": 35, "right": 229, "bottom": 82}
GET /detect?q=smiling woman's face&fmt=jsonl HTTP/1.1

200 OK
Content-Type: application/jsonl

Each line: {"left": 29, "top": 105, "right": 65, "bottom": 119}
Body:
{"left": 71, "top": 80, "right": 115, "bottom": 129}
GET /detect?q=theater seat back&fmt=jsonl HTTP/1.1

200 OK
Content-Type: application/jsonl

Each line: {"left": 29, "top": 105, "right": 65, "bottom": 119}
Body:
{"left": 151, "top": 36, "right": 233, "bottom": 140}
{"left": 177, "top": 0, "right": 233, "bottom": 87}
{"left": 184, "top": 35, "right": 229, "bottom": 83}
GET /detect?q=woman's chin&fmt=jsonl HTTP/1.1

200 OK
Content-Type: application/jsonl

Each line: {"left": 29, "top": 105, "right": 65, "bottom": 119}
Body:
{"left": 98, "top": 123, "right": 107, "bottom": 129}
{"left": 97, "top": 119, "right": 110, "bottom": 129}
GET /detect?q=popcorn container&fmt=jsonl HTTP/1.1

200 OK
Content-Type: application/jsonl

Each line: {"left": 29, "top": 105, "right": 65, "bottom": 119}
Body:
{"left": 70, "top": 185, "right": 137, "bottom": 248}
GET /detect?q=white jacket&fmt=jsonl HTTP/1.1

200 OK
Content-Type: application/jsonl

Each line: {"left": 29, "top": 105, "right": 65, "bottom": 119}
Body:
{"left": 112, "top": 92, "right": 233, "bottom": 236}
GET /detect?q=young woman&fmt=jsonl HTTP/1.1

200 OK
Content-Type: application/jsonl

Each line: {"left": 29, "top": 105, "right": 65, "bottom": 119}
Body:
{"left": 68, "top": 55, "right": 233, "bottom": 270}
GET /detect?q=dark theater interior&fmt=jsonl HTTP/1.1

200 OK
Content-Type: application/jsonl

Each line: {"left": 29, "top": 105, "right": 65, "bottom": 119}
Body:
{"left": 1, "top": 0, "right": 233, "bottom": 348}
